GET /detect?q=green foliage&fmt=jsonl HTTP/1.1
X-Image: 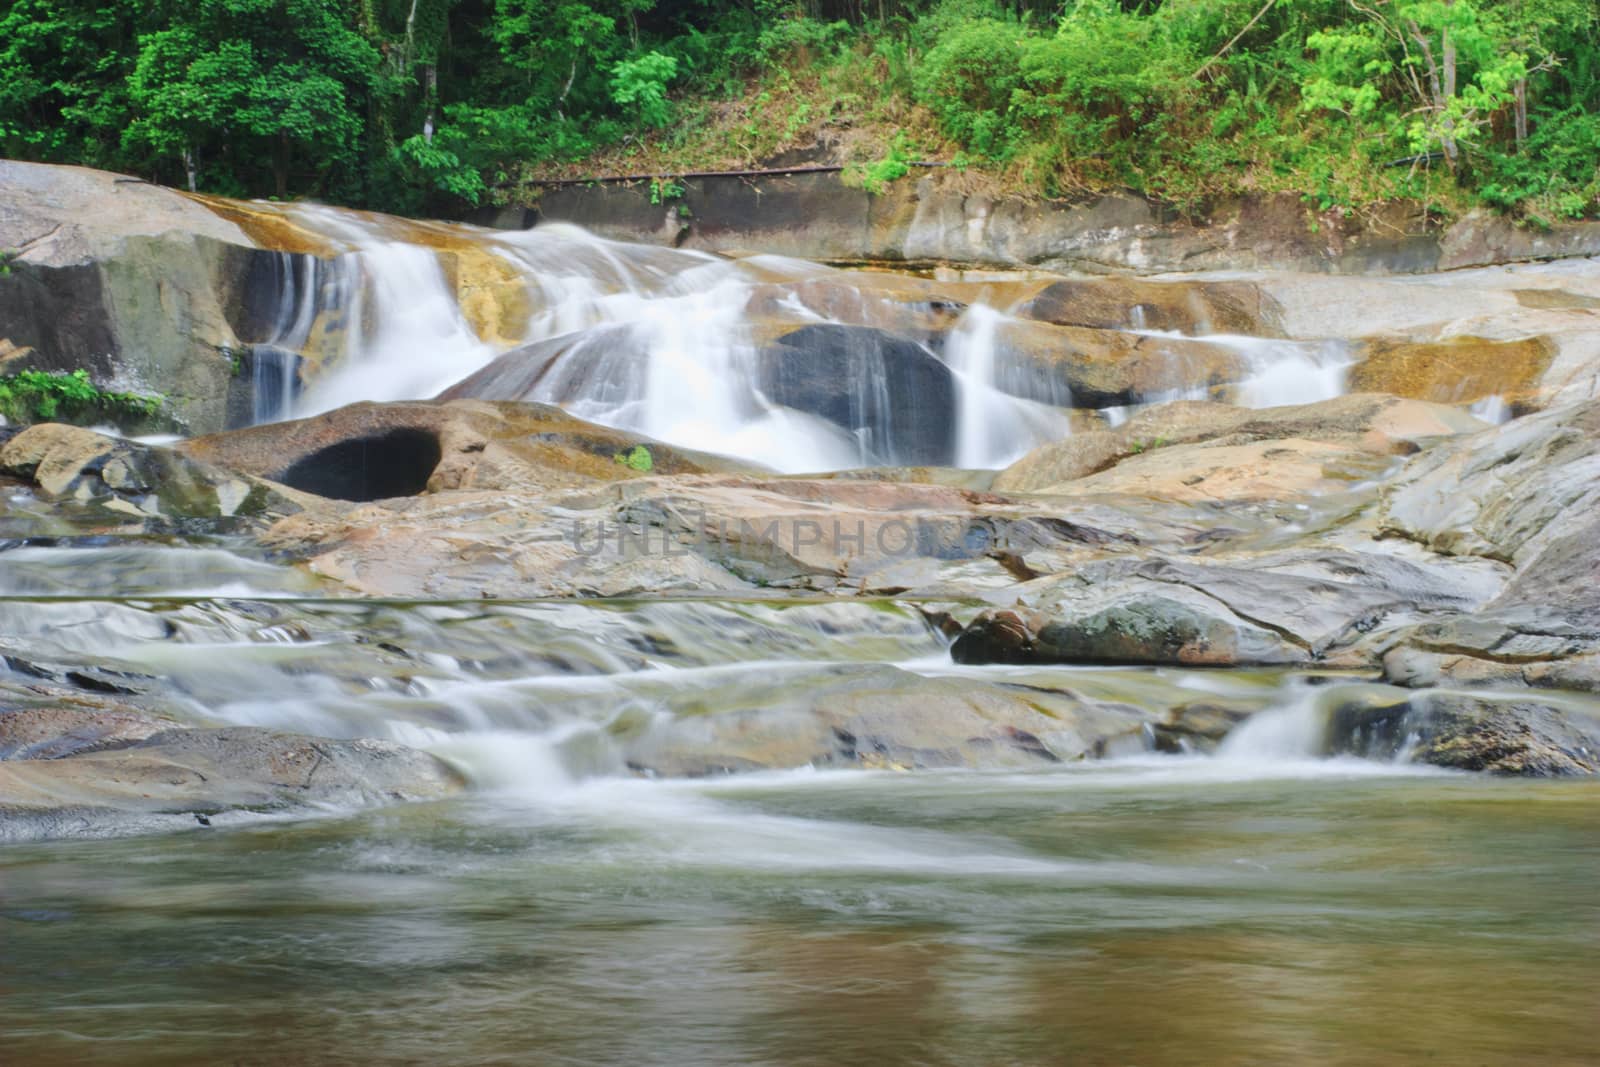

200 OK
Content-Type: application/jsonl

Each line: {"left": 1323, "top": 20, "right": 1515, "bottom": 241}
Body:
{"left": 0, "top": 370, "right": 161, "bottom": 425}
{"left": 846, "top": 132, "right": 915, "bottom": 195}
{"left": 0, "top": 0, "right": 1594, "bottom": 220}
{"left": 611, "top": 51, "right": 678, "bottom": 127}
{"left": 648, "top": 177, "right": 684, "bottom": 204}
{"left": 613, "top": 444, "right": 653, "bottom": 472}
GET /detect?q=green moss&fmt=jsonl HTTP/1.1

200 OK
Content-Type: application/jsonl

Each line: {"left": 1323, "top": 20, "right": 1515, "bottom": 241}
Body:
{"left": 0, "top": 369, "right": 162, "bottom": 427}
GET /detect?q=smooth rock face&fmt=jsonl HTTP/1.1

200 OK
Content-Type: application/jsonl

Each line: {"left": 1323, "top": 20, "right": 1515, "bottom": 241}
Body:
{"left": 0, "top": 713, "right": 464, "bottom": 844}
{"left": 995, "top": 394, "right": 1485, "bottom": 497}
{"left": 1349, "top": 336, "right": 1554, "bottom": 409}
{"left": 756, "top": 324, "right": 959, "bottom": 465}
{"left": 0, "top": 717, "right": 466, "bottom": 842}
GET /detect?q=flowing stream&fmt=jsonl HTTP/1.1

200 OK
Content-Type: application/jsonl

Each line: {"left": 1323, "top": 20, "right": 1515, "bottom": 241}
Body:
{"left": 2, "top": 543, "right": 1598, "bottom": 1065}
{"left": 3, "top": 216, "right": 1596, "bottom": 1064}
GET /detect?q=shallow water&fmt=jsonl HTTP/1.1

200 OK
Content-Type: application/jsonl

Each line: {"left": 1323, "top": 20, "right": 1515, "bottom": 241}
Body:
{"left": 3, "top": 763, "right": 1597, "bottom": 1066}
{"left": 3, "top": 547, "right": 1598, "bottom": 1065}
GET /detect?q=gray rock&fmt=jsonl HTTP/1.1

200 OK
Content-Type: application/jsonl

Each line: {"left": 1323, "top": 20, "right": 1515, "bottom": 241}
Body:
{"left": 953, "top": 549, "right": 1499, "bottom": 669}
{"left": 0, "top": 724, "right": 466, "bottom": 842}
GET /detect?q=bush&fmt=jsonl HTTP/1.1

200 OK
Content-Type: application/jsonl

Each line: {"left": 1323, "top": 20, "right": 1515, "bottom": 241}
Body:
{"left": 912, "top": 18, "right": 1024, "bottom": 157}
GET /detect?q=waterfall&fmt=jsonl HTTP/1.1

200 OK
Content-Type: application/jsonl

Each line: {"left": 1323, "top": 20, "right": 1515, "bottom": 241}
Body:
{"left": 945, "top": 304, "right": 1074, "bottom": 469}
{"left": 234, "top": 204, "right": 1362, "bottom": 472}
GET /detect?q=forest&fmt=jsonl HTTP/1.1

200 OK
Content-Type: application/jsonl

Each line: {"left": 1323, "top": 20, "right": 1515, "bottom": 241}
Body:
{"left": 2, "top": 0, "right": 1595, "bottom": 222}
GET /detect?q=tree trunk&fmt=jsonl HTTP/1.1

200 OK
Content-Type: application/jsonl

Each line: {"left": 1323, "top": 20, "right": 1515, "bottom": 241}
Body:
{"left": 182, "top": 147, "right": 197, "bottom": 193}
{"left": 1514, "top": 77, "right": 1528, "bottom": 149}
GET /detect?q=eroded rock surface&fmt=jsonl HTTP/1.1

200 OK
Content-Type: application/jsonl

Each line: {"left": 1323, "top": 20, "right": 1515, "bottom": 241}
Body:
{"left": 0, "top": 711, "right": 465, "bottom": 842}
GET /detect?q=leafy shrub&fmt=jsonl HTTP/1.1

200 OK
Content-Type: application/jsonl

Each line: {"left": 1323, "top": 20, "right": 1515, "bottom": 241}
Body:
{"left": 0, "top": 369, "right": 161, "bottom": 425}
{"left": 912, "top": 18, "right": 1024, "bottom": 157}
{"left": 611, "top": 51, "right": 679, "bottom": 128}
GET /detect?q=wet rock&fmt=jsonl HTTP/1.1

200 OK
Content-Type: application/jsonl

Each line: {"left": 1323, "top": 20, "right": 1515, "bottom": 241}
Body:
{"left": 1329, "top": 691, "right": 1600, "bottom": 776}
{"left": 618, "top": 667, "right": 1154, "bottom": 775}
{"left": 0, "top": 725, "right": 466, "bottom": 842}
{"left": 756, "top": 324, "right": 959, "bottom": 466}
{"left": 0, "top": 423, "right": 297, "bottom": 522}
{"left": 1349, "top": 336, "right": 1555, "bottom": 411}
{"left": 953, "top": 549, "right": 1499, "bottom": 669}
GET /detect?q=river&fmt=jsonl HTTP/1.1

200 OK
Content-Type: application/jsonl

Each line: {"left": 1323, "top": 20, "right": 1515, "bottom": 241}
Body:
{"left": 2, "top": 544, "right": 1597, "bottom": 1065}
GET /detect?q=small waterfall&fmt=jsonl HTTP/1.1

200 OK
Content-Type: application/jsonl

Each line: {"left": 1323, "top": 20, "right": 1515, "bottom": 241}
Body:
{"left": 247, "top": 252, "right": 326, "bottom": 422}
{"left": 230, "top": 203, "right": 1376, "bottom": 472}
{"left": 1470, "top": 394, "right": 1512, "bottom": 424}
{"left": 288, "top": 206, "right": 497, "bottom": 415}
{"left": 1215, "top": 688, "right": 1329, "bottom": 763}
{"left": 1226, "top": 337, "right": 1354, "bottom": 408}
{"left": 945, "top": 304, "right": 1073, "bottom": 469}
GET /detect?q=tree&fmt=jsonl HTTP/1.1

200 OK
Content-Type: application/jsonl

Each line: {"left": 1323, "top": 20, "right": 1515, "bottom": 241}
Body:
{"left": 124, "top": 0, "right": 387, "bottom": 198}
{"left": 1302, "top": 0, "right": 1531, "bottom": 169}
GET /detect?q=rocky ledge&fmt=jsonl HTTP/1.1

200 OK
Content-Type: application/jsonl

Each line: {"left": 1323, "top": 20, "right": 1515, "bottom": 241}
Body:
{"left": 6, "top": 383, "right": 1599, "bottom": 789}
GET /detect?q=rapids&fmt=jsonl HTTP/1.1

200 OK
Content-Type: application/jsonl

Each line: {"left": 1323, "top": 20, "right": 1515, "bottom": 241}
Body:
{"left": 1, "top": 544, "right": 1598, "bottom": 1065}
{"left": 241, "top": 204, "right": 1349, "bottom": 471}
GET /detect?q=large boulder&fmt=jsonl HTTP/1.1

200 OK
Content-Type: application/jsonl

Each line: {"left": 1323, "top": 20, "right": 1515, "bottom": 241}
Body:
{"left": 182, "top": 398, "right": 741, "bottom": 502}
{"left": 0, "top": 162, "right": 268, "bottom": 433}
{"left": 755, "top": 324, "right": 959, "bottom": 465}
{"left": 952, "top": 549, "right": 1501, "bottom": 670}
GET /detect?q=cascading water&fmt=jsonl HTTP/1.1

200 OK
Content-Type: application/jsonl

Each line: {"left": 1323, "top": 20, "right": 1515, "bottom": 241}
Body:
{"left": 231, "top": 203, "right": 1367, "bottom": 471}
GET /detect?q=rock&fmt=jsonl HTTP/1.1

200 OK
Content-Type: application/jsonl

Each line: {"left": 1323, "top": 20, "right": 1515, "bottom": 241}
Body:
{"left": 0, "top": 161, "right": 273, "bottom": 433}
{"left": 1015, "top": 277, "right": 1282, "bottom": 336}
{"left": 1383, "top": 514, "right": 1600, "bottom": 693}
{"left": 0, "top": 422, "right": 298, "bottom": 522}
{"left": 953, "top": 548, "right": 1500, "bottom": 669}
{"left": 1380, "top": 400, "right": 1600, "bottom": 565}
{"left": 531, "top": 172, "right": 1560, "bottom": 275}
{"left": 0, "top": 724, "right": 466, "bottom": 842}
{"left": 0, "top": 706, "right": 169, "bottom": 761}
{"left": 996, "top": 394, "right": 1484, "bottom": 497}
{"left": 1328, "top": 691, "right": 1600, "bottom": 776}
{"left": 617, "top": 666, "right": 1154, "bottom": 775}
{"left": 756, "top": 324, "right": 959, "bottom": 466}
{"left": 1349, "top": 336, "right": 1555, "bottom": 410}
{"left": 985, "top": 319, "right": 1248, "bottom": 408}
{"left": 182, "top": 399, "right": 742, "bottom": 502}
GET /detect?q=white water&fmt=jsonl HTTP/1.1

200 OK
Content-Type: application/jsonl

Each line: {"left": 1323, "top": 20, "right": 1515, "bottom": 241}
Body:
{"left": 236, "top": 206, "right": 1361, "bottom": 470}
